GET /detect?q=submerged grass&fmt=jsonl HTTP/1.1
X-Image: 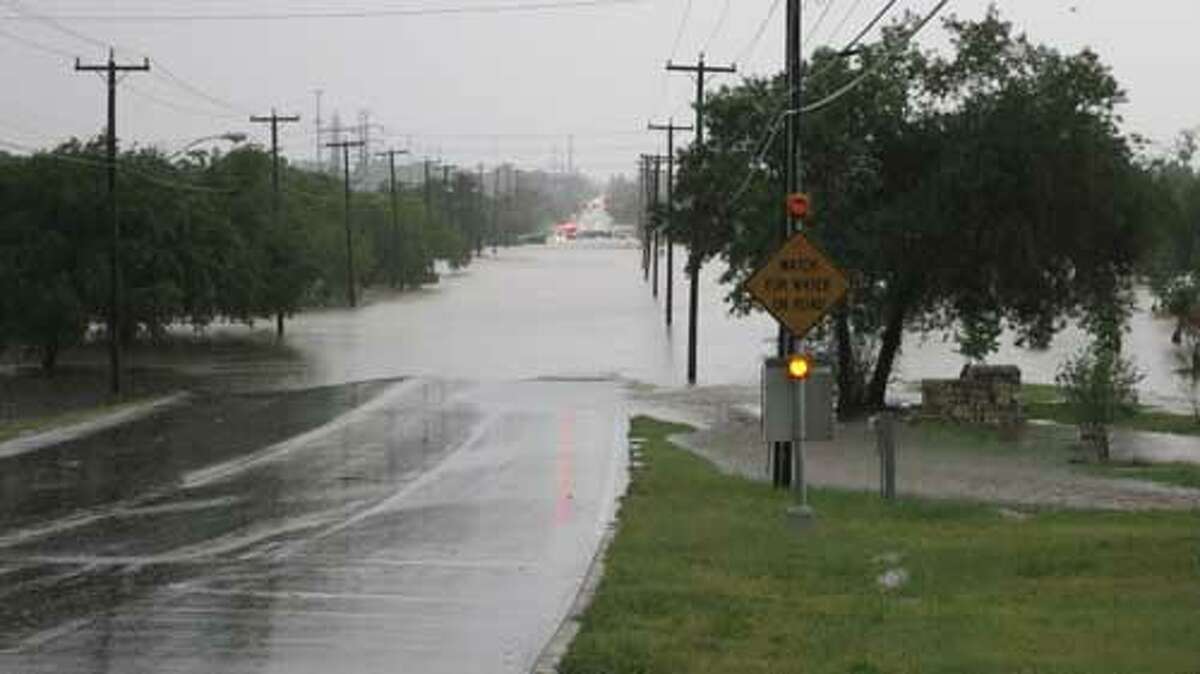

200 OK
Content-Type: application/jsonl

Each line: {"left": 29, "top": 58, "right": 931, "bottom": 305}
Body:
{"left": 560, "top": 417, "right": 1200, "bottom": 674}
{"left": 1084, "top": 462, "right": 1200, "bottom": 491}
{"left": 1019, "top": 383, "right": 1200, "bottom": 437}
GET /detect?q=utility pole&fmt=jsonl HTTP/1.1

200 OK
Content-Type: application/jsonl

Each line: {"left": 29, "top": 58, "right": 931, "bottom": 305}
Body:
{"left": 250, "top": 109, "right": 302, "bottom": 338}
{"left": 327, "top": 139, "right": 366, "bottom": 307}
{"left": 423, "top": 158, "right": 437, "bottom": 219}
{"left": 377, "top": 149, "right": 410, "bottom": 289}
{"left": 668, "top": 52, "right": 736, "bottom": 385}
{"left": 491, "top": 169, "right": 501, "bottom": 254}
{"left": 510, "top": 168, "right": 522, "bottom": 247}
{"left": 441, "top": 164, "right": 456, "bottom": 237}
{"left": 650, "top": 155, "right": 662, "bottom": 299}
{"left": 477, "top": 164, "right": 486, "bottom": 256}
{"left": 640, "top": 154, "right": 654, "bottom": 282}
{"left": 314, "top": 89, "right": 323, "bottom": 166}
{"left": 422, "top": 157, "right": 439, "bottom": 280}
{"left": 648, "top": 120, "right": 694, "bottom": 328}
{"left": 75, "top": 49, "right": 150, "bottom": 396}
{"left": 638, "top": 155, "right": 648, "bottom": 281}
{"left": 786, "top": 0, "right": 805, "bottom": 277}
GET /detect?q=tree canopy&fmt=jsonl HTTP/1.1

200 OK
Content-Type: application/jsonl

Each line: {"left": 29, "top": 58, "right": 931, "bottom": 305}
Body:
{"left": 668, "top": 8, "right": 1154, "bottom": 415}
{"left": 0, "top": 140, "right": 588, "bottom": 370}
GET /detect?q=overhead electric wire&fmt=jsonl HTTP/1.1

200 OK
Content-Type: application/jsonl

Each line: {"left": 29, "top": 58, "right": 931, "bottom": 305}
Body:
{"left": 124, "top": 82, "right": 245, "bottom": 121}
{"left": 0, "top": 137, "right": 236, "bottom": 194}
{"left": 843, "top": 0, "right": 900, "bottom": 53}
{"left": 3, "top": 0, "right": 106, "bottom": 48}
{"left": 0, "top": 24, "right": 75, "bottom": 58}
{"left": 152, "top": 62, "right": 251, "bottom": 116}
{"left": 801, "top": 0, "right": 947, "bottom": 115}
{"left": 3, "top": 0, "right": 265, "bottom": 119}
{"left": 803, "top": 0, "right": 841, "bottom": 48}
{"left": 824, "top": 0, "right": 869, "bottom": 47}
{"left": 668, "top": 0, "right": 694, "bottom": 60}
{"left": 726, "top": 0, "right": 950, "bottom": 206}
{"left": 701, "top": 0, "right": 733, "bottom": 54}
{"left": 735, "top": 0, "right": 783, "bottom": 66}
{"left": 0, "top": 0, "right": 645, "bottom": 22}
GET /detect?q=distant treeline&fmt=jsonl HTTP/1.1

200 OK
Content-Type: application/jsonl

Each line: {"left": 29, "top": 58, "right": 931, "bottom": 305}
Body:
{"left": 0, "top": 137, "right": 591, "bottom": 369}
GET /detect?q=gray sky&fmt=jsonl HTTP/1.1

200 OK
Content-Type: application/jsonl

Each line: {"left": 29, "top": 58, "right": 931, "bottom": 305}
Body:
{"left": 0, "top": 0, "right": 1194, "bottom": 178}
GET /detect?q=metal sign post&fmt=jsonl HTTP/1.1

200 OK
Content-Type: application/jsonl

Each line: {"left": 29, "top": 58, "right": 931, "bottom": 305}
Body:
{"left": 746, "top": 232, "right": 849, "bottom": 517}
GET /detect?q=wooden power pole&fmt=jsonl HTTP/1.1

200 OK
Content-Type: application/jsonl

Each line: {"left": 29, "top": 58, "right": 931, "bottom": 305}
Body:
{"left": 667, "top": 53, "right": 737, "bottom": 385}
{"left": 377, "top": 149, "right": 410, "bottom": 289}
{"left": 326, "top": 139, "right": 366, "bottom": 307}
{"left": 75, "top": 49, "right": 150, "bottom": 395}
{"left": 250, "top": 109, "right": 301, "bottom": 338}
{"left": 648, "top": 120, "right": 694, "bottom": 328}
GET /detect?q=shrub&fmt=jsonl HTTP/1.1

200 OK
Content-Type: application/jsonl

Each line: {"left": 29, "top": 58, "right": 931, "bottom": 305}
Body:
{"left": 1055, "top": 343, "right": 1142, "bottom": 462}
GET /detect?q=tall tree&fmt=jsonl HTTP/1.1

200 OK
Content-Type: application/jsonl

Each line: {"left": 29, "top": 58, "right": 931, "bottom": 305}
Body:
{"left": 672, "top": 9, "right": 1150, "bottom": 416}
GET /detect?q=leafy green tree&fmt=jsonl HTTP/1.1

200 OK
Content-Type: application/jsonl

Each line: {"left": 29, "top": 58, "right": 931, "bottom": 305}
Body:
{"left": 0, "top": 141, "right": 105, "bottom": 369}
{"left": 672, "top": 9, "right": 1150, "bottom": 416}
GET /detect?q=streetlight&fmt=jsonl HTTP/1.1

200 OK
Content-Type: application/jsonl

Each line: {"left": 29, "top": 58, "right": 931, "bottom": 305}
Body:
{"left": 167, "top": 132, "right": 247, "bottom": 159}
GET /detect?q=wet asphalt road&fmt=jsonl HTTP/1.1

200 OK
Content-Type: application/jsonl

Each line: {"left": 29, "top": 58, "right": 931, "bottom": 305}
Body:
{"left": 0, "top": 378, "right": 627, "bottom": 673}
{"left": 2, "top": 245, "right": 1193, "bottom": 673}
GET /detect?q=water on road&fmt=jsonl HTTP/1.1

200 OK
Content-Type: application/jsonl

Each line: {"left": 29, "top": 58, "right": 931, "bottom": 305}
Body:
{"left": 2, "top": 244, "right": 1195, "bottom": 672}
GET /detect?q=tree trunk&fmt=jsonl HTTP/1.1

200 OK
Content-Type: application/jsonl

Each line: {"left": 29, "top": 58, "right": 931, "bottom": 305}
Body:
{"left": 866, "top": 289, "right": 910, "bottom": 409}
{"left": 40, "top": 339, "right": 59, "bottom": 372}
{"left": 1080, "top": 422, "right": 1110, "bottom": 462}
{"left": 834, "top": 306, "right": 864, "bottom": 419}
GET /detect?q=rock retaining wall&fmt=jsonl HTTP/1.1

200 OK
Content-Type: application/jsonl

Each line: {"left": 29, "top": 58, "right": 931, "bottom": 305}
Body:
{"left": 921, "top": 365, "right": 1023, "bottom": 426}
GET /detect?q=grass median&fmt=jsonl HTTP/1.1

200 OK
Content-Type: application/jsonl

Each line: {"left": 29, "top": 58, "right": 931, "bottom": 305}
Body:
{"left": 559, "top": 417, "right": 1200, "bottom": 674}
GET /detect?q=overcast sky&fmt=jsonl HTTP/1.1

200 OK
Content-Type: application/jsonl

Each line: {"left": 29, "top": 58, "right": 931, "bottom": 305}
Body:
{"left": 0, "top": 0, "right": 1194, "bottom": 178}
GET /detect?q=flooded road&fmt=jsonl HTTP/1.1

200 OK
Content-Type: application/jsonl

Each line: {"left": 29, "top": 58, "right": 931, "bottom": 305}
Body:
{"left": 173, "top": 245, "right": 1187, "bottom": 409}
{"left": 2, "top": 244, "right": 1195, "bottom": 671}
{"left": 0, "top": 378, "right": 626, "bottom": 672}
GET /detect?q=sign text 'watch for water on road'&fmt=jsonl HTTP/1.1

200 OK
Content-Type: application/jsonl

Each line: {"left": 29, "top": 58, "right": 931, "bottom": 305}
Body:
{"left": 745, "top": 233, "right": 849, "bottom": 340}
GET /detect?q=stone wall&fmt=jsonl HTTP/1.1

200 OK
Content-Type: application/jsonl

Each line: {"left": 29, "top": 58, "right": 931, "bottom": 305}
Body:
{"left": 920, "top": 365, "right": 1023, "bottom": 426}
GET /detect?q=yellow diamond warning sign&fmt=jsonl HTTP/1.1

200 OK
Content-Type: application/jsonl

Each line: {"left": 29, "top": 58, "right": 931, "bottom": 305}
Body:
{"left": 744, "top": 233, "right": 849, "bottom": 340}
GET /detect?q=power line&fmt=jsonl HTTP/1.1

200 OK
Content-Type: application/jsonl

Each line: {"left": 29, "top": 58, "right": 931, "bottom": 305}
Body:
{"left": 702, "top": 0, "right": 733, "bottom": 54}
{"left": 5, "top": 0, "right": 258, "bottom": 117}
{"left": 0, "top": 0, "right": 645, "bottom": 22}
{"left": 803, "top": 0, "right": 841, "bottom": 49}
{"left": 152, "top": 61, "right": 251, "bottom": 116}
{"left": 802, "top": 0, "right": 948, "bottom": 115}
{"left": 668, "top": 0, "right": 694, "bottom": 60}
{"left": 736, "top": 0, "right": 784, "bottom": 66}
{"left": 843, "top": 0, "right": 900, "bottom": 53}
{"left": 125, "top": 82, "right": 244, "bottom": 120}
{"left": 725, "top": 0, "right": 951, "bottom": 206}
{"left": 0, "top": 137, "right": 237, "bottom": 194}
{"left": 824, "top": 0, "right": 869, "bottom": 47}
{"left": 3, "top": 0, "right": 106, "bottom": 49}
{"left": 0, "top": 24, "right": 75, "bottom": 58}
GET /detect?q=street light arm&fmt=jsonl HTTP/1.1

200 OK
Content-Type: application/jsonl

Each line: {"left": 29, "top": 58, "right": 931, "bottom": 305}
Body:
{"left": 167, "top": 132, "right": 247, "bottom": 159}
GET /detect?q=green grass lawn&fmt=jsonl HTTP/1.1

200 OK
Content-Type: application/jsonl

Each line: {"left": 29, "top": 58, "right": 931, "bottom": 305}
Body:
{"left": 560, "top": 417, "right": 1200, "bottom": 674}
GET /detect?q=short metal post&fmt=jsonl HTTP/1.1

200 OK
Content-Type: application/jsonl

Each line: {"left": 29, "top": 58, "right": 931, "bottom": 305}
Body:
{"left": 877, "top": 412, "right": 896, "bottom": 501}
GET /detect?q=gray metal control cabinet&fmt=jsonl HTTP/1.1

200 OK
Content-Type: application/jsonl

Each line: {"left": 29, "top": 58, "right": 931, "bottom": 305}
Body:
{"left": 761, "top": 359, "right": 834, "bottom": 443}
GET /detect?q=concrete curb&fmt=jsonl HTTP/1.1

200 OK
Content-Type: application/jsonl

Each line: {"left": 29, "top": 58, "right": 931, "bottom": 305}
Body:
{"left": 0, "top": 392, "right": 191, "bottom": 460}
{"left": 530, "top": 520, "right": 618, "bottom": 674}
{"left": 530, "top": 419, "right": 633, "bottom": 674}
